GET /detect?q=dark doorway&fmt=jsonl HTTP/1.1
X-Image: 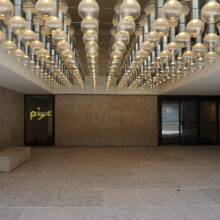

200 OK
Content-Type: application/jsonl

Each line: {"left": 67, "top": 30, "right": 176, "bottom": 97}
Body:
{"left": 25, "top": 95, "right": 55, "bottom": 146}
{"left": 159, "top": 96, "right": 220, "bottom": 145}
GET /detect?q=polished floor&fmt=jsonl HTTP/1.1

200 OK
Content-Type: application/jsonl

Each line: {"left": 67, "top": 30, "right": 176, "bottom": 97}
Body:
{"left": 1, "top": 146, "right": 220, "bottom": 219}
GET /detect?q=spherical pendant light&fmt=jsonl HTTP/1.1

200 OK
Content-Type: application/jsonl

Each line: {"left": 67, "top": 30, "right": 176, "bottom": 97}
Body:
{"left": 167, "top": 42, "right": 179, "bottom": 55}
{"left": 0, "top": 31, "right": 6, "bottom": 45}
{"left": 205, "top": 51, "right": 217, "bottom": 64}
{"left": 59, "top": 0, "right": 68, "bottom": 14}
{"left": 57, "top": 40, "right": 71, "bottom": 53}
{"left": 163, "top": 0, "right": 182, "bottom": 23}
{"left": 112, "top": 41, "right": 126, "bottom": 53}
{"left": 111, "top": 50, "right": 123, "bottom": 60}
{"left": 192, "top": 43, "right": 206, "bottom": 57}
{"left": 201, "top": 1, "right": 220, "bottom": 24}
{"left": 3, "top": 40, "right": 16, "bottom": 54}
{"left": 135, "top": 49, "right": 148, "bottom": 62}
{"left": 118, "top": 16, "right": 135, "bottom": 34}
{"left": 145, "top": 31, "right": 160, "bottom": 47}
{"left": 21, "top": 29, "right": 36, "bottom": 45}
{"left": 23, "top": 0, "right": 35, "bottom": 13}
{"left": 85, "top": 41, "right": 99, "bottom": 51}
{"left": 114, "top": 30, "right": 130, "bottom": 45}
{"left": 33, "top": 15, "right": 44, "bottom": 25}
{"left": 83, "top": 30, "right": 98, "bottom": 44}
{"left": 141, "top": 41, "right": 154, "bottom": 53}
{"left": 30, "top": 40, "right": 44, "bottom": 54}
{"left": 81, "top": 16, "right": 99, "bottom": 33}
{"left": 78, "top": 0, "right": 99, "bottom": 19}
{"left": 8, "top": 16, "right": 26, "bottom": 35}
{"left": 144, "top": 0, "right": 155, "bottom": 16}
{"left": 139, "top": 14, "right": 148, "bottom": 27}
{"left": 52, "top": 29, "right": 67, "bottom": 43}
{"left": 180, "top": 0, "right": 190, "bottom": 16}
{"left": 183, "top": 51, "right": 195, "bottom": 64}
{"left": 204, "top": 33, "right": 219, "bottom": 48}
{"left": 119, "top": 0, "right": 141, "bottom": 20}
{"left": 35, "top": 0, "right": 56, "bottom": 20}
{"left": 45, "top": 16, "right": 62, "bottom": 30}
{"left": 38, "top": 48, "right": 49, "bottom": 61}
{"left": 135, "top": 27, "right": 143, "bottom": 36}
{"left": 41, "top": 26, "right": 50, "bottom": 35}
{"left": 13, "top": 49, "right": 25, "bottom": 61}
{"left": 153, "top": 18, "right": 170, "bottom": 37}
{"left": 175, "top": 32, "right": 190, "bottom": 48}
{"left": 160, "top": 50, "right": 172, "bottom": 63}
{"left": 186, "top": 19, "right": 204, "bottom": 38}
{"left": 0, "top": 0, "right": 13, "bottom": 20}
{"left": 62, "top": 49, "right": 74, "bottom": 59}
{"left": 64, "top": 13, "right": 72, "bottom": 25}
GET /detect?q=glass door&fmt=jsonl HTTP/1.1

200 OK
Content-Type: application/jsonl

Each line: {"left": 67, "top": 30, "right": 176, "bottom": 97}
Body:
{"left": 199, "top": 101, "right": 217, "bottom": 144}
{"left": 161, "top": 101, "right": 180, "bottom": 144}
{"left": 180, "top": 101, "right": 197, "bottom": 144}
{"left": 25, "top": 95, "right": 55, "bottom": 146}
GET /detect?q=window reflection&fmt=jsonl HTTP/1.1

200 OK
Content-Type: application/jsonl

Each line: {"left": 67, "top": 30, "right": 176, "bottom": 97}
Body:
{"left": 161, "top": 101, "right": 179, "bottom": 144}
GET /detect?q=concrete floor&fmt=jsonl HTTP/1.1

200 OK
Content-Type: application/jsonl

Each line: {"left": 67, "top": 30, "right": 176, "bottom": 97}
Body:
{"left": 1, "top": 146, "right": 220, "bottom": 219}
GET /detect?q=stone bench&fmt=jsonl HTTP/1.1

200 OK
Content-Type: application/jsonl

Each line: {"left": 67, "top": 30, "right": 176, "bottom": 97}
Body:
{"left": 0, "top": 147, "right": 31, "bottom": 172}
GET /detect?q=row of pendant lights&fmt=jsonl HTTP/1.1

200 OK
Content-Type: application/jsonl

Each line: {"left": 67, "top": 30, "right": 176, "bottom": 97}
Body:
{"left": 0, "top": 0, "right": 85, "bottom": 90}
{"left": 1, "top": 0, "right": 220, "bottom": 92}
{"left": 78, "top": 0, "right": 99, "bottom": 90}
{"left": 107, "top": 0, "right": 220, "bottom": 91}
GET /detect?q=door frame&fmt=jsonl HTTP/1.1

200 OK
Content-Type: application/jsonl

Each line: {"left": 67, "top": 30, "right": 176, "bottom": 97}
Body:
{"left": 24, "top": 94, "right": 55, "bottom": 146}
{"left": 158, "top": 95, "right": 220, "bottom": 145}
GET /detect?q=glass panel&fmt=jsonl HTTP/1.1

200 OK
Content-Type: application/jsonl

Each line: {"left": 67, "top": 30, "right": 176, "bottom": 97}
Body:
{"left": 200, "top": 101, "right": 217, "bottom": 144}
{"left": 180, "top": 101, "right": 197, "bottom": 144}
{"left": 161, "top": 101, "right": 179, "bottom": 144}
{"left": 25, "top": 95, "right": 54, "bottom": 145}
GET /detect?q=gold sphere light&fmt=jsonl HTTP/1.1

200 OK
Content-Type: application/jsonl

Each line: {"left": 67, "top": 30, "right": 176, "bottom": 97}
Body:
{"left": 163, "top": 0, "right": 183, "bottom": 23}
{"left": 186, "top": 19, "right": 204, "bottom": 38}
{"left": 119, "top": 0, "right": 141, "bottom": 20}
{"left": 78, "top": 0, "right": 99, "bottom": 19}
{"left": 117, "top": 16, "right": 135, "bottom": 34}
{"left": 8, "top": 15, "right": 26, "bottom": 34}
{"left": 81, "top": 16, "right": 99, "bottom": 33}
{"left": 35, "top": 0, "right": 56, "bottom": 19}
{"left": 45, "top": 16, "right": 62, "bottom": 30}
{"left": 0, "top": 0, "right": 13, "bottom": 20}
{"left": 1, "top": 0, "right": 220, "bottom": 92}
{"left": 201, "top": 1, "right": 220, "bottom": 24}
{"left": 21, "top": 29, "right": 36, "bottom": 45}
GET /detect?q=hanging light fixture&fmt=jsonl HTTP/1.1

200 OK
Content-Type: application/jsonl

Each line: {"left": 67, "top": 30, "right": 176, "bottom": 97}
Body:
{"left": 0, "top": 0, "right": 84, "bottom": 90}
{"left": 114, "top": 0, "right": 220, "bottom": 91}
{"left": 78, "top": 0, "right": 99, "bottom": 90}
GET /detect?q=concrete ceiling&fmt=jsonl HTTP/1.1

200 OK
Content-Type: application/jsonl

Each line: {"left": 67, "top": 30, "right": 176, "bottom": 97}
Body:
{"left": 1, "top": 50, "right": 220, "bottom": 95}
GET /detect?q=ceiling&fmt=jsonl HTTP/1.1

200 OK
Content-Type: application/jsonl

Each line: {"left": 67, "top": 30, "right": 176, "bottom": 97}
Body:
{"left": 1, "top": 0, "right": 220, "bottom": 95}
{"left": 66, "top": 0, "right": 147, "bottom": 77}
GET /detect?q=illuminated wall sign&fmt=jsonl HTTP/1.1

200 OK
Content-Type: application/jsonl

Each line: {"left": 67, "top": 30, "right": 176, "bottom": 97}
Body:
{"left": 29, "top": 107, "right": 52, "bottom": 120}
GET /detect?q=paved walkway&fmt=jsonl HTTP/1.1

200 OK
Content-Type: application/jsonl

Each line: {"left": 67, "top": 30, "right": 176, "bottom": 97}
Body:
{"left": 1, "top": 146, "right": 220, "bottom": 219}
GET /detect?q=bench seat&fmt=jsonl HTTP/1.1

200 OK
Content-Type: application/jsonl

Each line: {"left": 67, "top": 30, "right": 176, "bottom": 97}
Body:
{"left": 0, "top": 147, "right": 31, "bottom": 172}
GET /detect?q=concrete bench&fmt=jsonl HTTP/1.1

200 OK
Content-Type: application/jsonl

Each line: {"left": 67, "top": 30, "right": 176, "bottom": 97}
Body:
{"left": 0, "top": 147, "right": 31, "bottom": 172}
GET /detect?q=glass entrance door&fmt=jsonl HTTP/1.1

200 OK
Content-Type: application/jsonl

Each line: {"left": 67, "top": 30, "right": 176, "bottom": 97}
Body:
{"left": 25, "top": 95, "right": 54, "bottom": 146}
{"left": 180, "top": 101, "right": 197, "bottom": 144}
{"left": 161, "top": 101, "right": 180, "bottom": 144}
{"left": 199, "top": 101, "right": 217, "bottom": 144}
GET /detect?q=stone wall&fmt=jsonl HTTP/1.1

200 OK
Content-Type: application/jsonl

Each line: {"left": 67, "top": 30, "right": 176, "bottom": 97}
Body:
{"left": 0, "top": 87, "right": 24, "bottom": 146}
{"left": 55, "top": 95, "right": 158, "bottom": 146}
